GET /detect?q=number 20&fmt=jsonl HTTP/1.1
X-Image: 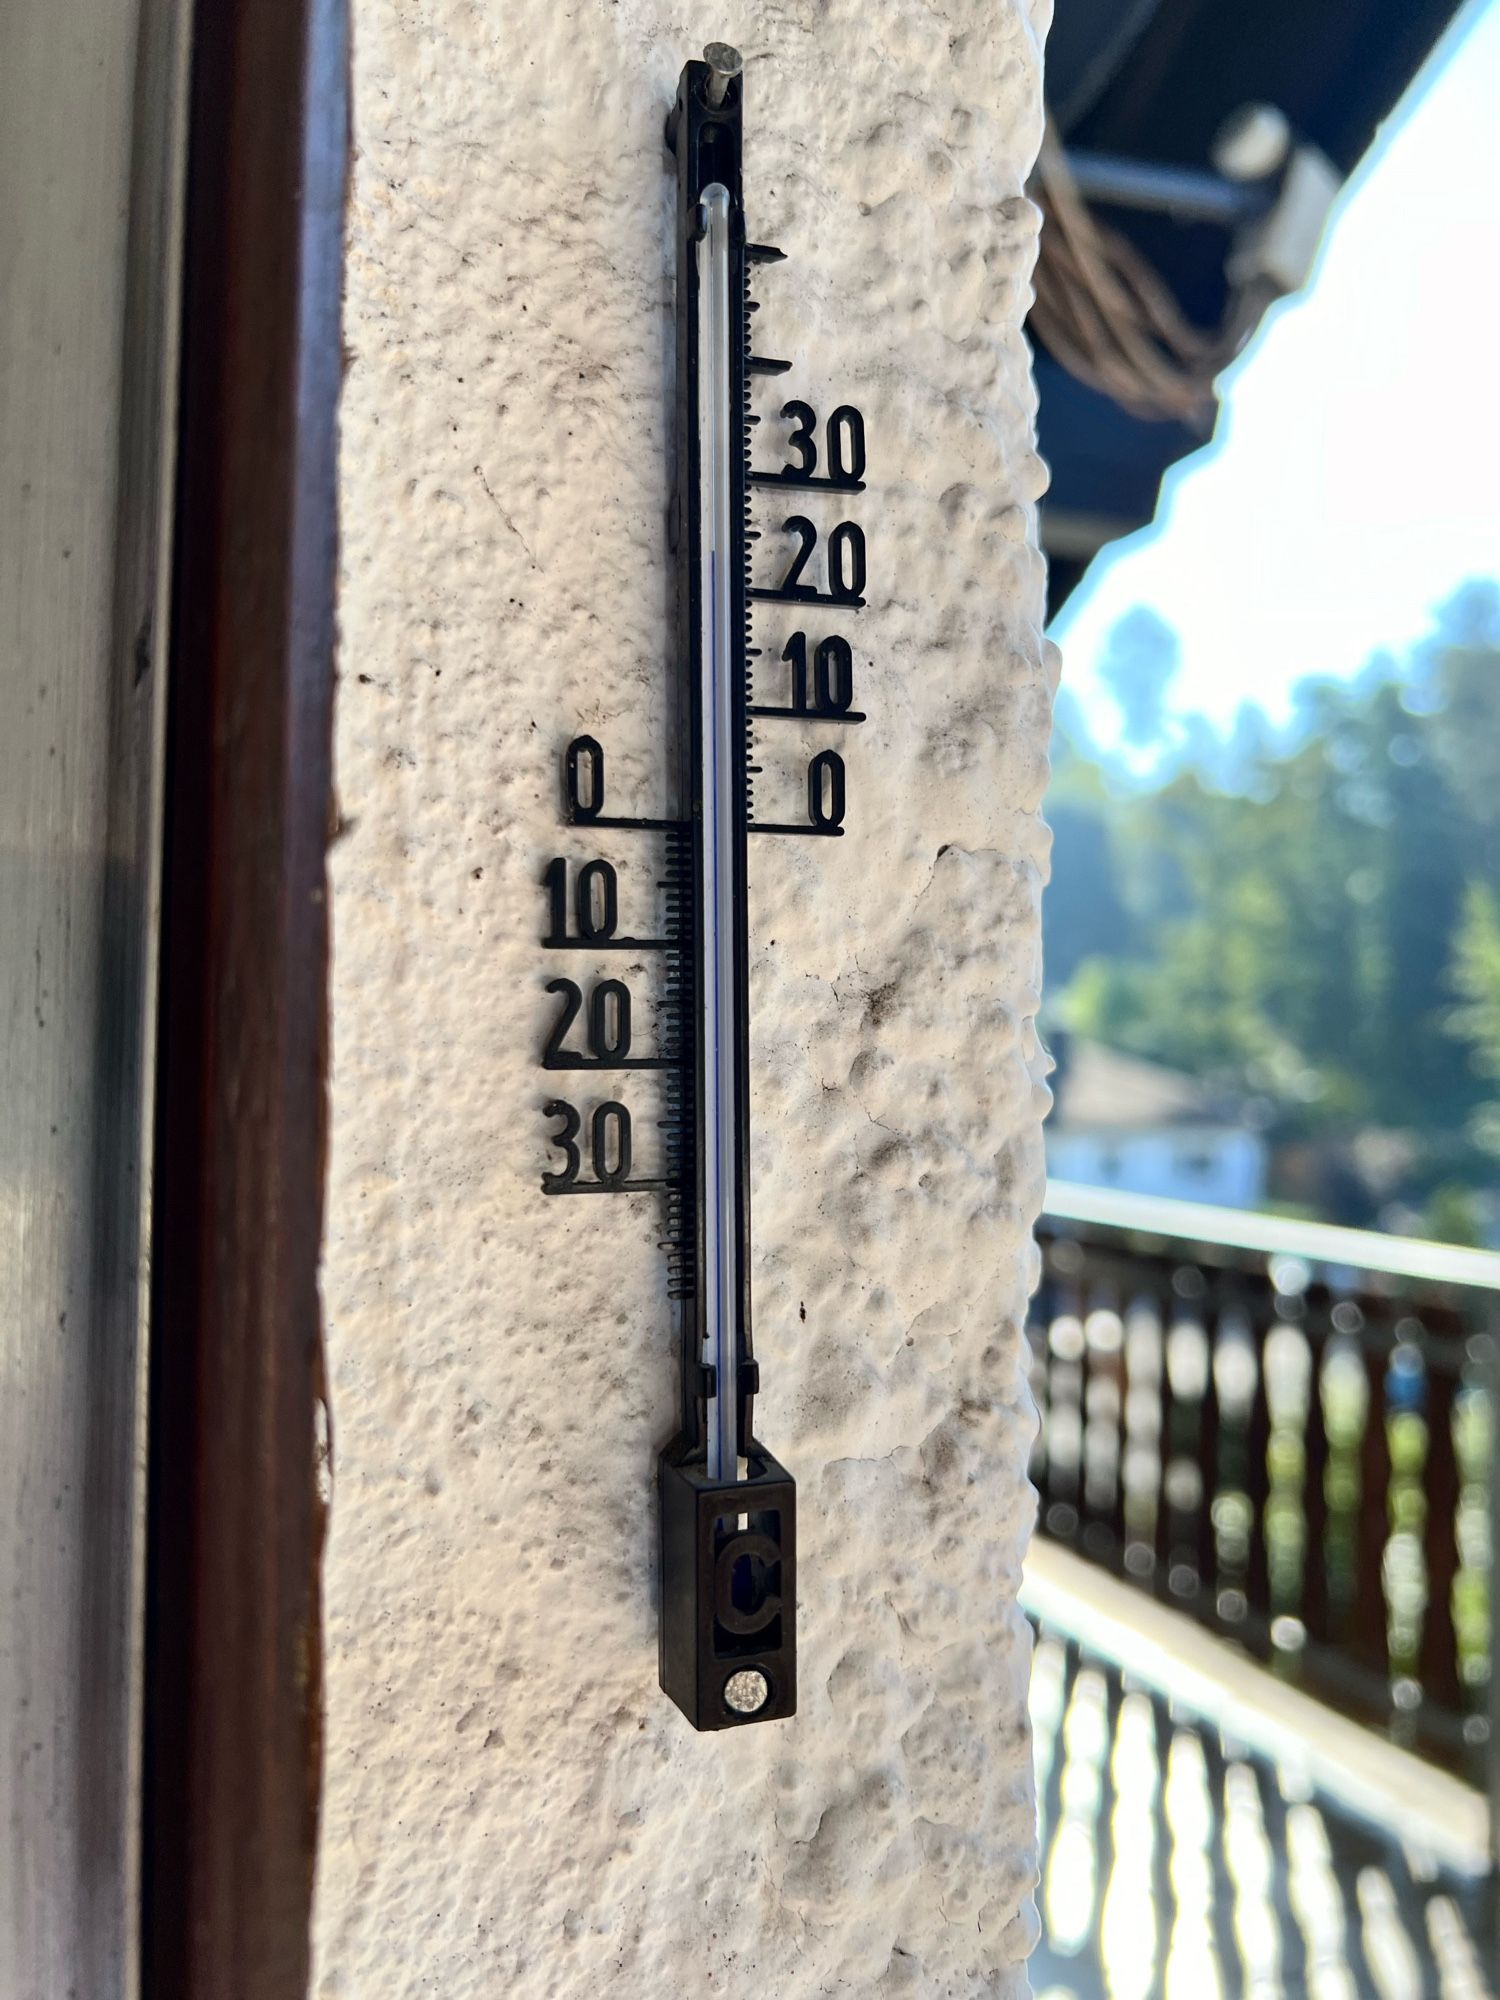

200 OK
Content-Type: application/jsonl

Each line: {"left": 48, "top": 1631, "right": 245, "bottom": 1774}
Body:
{"left": 778, "top": 516, "right": 866, "bottom": 602}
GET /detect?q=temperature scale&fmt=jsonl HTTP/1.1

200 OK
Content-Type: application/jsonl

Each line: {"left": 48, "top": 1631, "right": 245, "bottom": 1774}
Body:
{"left": 539, "top": 45, "right": 870, "bottom": 1730}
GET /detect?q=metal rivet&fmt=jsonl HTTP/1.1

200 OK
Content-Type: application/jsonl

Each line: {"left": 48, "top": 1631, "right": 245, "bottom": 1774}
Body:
{"left": 724, "top": 1667, "right": 769, "bottom": 1715}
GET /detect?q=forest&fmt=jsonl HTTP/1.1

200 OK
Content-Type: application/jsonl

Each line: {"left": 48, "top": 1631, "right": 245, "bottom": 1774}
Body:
{"left": 1045, "top": 581, "right": 1500, "bottom": 1243}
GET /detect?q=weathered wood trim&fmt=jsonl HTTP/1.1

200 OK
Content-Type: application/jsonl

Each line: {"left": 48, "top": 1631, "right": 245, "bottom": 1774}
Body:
{"left": 144, "top": 0, "right": 347, "bottom": 1992}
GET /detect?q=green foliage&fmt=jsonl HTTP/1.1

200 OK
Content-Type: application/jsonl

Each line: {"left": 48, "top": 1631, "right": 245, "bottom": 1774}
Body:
{"left": 1450, "top": 881, "right": 1500, "bottom": 1085}
{"left": 1047, "top": 585, "right": 1500, "bottom": 1231}
{"left": 1449, "top": 879, "right": 1500, "bottom": 1163}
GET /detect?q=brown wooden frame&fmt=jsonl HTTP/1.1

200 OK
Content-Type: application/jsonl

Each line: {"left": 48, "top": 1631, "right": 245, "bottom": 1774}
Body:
{"left": 143, "top": 1, "right": 348, "bottom": 1993}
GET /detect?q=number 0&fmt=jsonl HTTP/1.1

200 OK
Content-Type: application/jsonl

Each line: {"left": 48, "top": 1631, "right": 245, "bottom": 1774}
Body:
{"left": 814, "top": 636, "right": 853, "bottom": 713}
{"left": 592, "top": 1103, "right": 632, "bottom": 1184}
{"left": 827, "top": 406, "right": 866, "bottom": 484}
{"left": 564, "top": 736, "right": 604, "bottom": 821}
{"left": 808, "top": 750, "right": 846, "bottom": 830}
{"left": 828, "top": 523, "right": 865, "bottom": 601}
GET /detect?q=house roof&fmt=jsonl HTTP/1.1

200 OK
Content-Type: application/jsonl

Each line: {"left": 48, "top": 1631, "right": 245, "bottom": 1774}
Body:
{"left": 1051, "top": 1037, "right": 1246, "bottom": 1131}
{"left": 1037, "top": 0, "right": 1466, "bottom": 614}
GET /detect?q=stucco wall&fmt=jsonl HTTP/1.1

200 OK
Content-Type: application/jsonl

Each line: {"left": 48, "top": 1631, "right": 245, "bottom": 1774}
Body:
{"left": 316, "top": 3, "right": 1054, "bottom": 1994}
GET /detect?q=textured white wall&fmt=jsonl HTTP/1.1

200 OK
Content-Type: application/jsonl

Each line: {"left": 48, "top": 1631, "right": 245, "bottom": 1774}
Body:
{"left": 317, "top": 3, "right": 1054, "bottom": 1994}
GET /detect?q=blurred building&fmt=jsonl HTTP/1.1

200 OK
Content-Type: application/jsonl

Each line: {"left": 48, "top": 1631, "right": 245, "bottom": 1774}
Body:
{"left": 1047, "top": 1035, "right": 1268, "bottom": 1207}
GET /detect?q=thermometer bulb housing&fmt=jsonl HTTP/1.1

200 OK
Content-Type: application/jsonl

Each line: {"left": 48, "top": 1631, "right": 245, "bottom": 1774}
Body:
{"left": 659, "top": 1439, "right": 797, "bottom": 1729}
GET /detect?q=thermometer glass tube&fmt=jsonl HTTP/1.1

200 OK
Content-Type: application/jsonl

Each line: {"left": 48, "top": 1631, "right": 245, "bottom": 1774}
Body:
{"left": 696, "top": 181, "right": 740, "bottom": 1485}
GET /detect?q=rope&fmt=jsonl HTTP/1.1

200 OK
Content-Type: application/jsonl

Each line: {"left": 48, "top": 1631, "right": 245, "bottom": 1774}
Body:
{"left": 1031, "top": 124, "right": 1268, "bottom": 430}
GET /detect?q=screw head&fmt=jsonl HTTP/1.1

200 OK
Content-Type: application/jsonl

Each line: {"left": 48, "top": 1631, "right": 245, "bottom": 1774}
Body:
{"left": 703, "top": 42, "right": 743, "bottom": 106}
{"left": 723, "top": 1667, "right": 770, "bottom": 1715}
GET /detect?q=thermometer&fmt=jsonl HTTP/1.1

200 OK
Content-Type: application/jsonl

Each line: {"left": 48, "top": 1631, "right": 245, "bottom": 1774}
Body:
{"left": 539, "top": 44, "right": 870, "bottom": 1729}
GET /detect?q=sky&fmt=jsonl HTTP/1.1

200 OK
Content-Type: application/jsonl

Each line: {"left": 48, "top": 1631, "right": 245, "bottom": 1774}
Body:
{"left": 1050, "top": 0, "right": 1500, "bottom": 763}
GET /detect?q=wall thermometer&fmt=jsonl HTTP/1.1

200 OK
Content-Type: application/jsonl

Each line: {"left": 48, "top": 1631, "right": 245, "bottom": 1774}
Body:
{"left": 539, "top": 45, "right": 869, "bottom": 1730}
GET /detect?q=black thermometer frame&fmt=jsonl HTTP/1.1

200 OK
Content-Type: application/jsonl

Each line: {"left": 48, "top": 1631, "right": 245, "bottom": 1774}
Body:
{"left": 658, "top": 55, "right": 797, "bottom": 1733}
{"left": 537, "top": 50, "right": 870, "bottom": 1731}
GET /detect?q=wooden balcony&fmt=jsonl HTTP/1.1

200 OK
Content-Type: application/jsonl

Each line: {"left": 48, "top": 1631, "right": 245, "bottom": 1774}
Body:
{"left": 1026, "top": 1180, "right": 1500, "bottom": 1990}
{"left": 1027, "top": 1616, "right": 1495, "bottom": 1999}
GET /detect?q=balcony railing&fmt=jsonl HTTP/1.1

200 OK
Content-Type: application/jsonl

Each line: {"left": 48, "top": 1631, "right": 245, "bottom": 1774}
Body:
{"left": 1029, "top": 1180, "right": 1500, "bottom": 1820}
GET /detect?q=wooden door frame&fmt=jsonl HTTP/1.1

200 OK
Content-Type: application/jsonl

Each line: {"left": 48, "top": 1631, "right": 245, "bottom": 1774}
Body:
{"left": 144, "top": 1, "right": 348, "bottom": 1993}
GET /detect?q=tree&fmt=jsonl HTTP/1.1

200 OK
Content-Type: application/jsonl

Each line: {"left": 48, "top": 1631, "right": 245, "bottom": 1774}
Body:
{"left": 1097, "top": 606, "right": 1179, "bottom": 748}
{"left": 1450, "top": 880, "right": 1500, "bottom": 1155}
{"left": 1044, "top": 583, "right": 1500, "bottom": 1238}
